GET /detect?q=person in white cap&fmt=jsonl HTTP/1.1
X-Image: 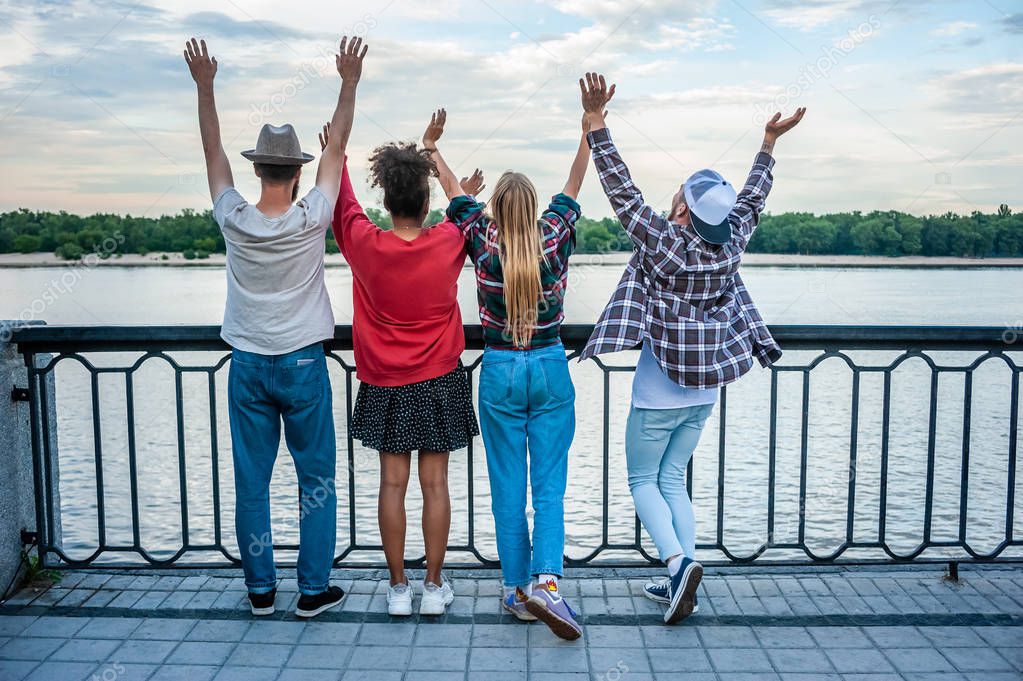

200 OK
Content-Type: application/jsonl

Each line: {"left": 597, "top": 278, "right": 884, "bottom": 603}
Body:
{"left": 578, "top": 72, "right": 805, "bottom": 625}
{"left": 183, "top": 35, "right": 368, "bottom": 619}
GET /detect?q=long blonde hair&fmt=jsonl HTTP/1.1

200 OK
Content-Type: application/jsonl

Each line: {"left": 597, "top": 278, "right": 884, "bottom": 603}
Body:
{"left": 491, "top": 172, "right": 542, "bottom": 348}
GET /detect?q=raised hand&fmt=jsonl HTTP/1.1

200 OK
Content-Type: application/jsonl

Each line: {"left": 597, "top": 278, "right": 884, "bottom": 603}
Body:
{"left": 184, "top": 38, "right": 217, "bottom": 88}
{"left": 583, "top": 109, "right": 608, "bottom": 133}
{"left": 764, "top": 107, "right": 806, "bottom": 141}
{"left": 336, "top": 36, "right": 368, "bottom": 84}
{"left": 423, "top": 108, "right": 446, "bottom": 151}
{"left": 579, "top": 72, "right": 615, "bottom": 114}
{"left": 460, "top": 169, "right": 485, "bottom": 197}
{"left": 318, "top": 122, "right": 331, "bottom": 152}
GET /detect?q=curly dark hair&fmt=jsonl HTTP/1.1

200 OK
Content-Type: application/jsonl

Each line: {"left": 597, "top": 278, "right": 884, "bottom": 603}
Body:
{"left": 367, "top": 141, "right": 437, "bottom": 219}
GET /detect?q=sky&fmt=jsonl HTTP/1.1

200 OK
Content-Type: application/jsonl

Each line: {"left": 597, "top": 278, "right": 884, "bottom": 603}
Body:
{"left": 0, "top": 0, "right": 1020, "bottom": 220}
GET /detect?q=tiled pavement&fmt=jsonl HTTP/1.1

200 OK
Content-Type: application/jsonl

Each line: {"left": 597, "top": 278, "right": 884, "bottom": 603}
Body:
{"left": 0, "top": 565, "right": 1021, "bottom": 680}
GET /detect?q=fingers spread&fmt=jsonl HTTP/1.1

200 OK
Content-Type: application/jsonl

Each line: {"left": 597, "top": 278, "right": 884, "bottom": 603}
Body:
{"left": 339, "top": 36, "right": 348, "bottom": 54}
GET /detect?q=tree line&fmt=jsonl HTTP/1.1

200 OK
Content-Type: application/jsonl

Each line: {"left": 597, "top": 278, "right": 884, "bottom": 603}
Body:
{"left": 0, "top": 204, "right": 1019, "bottom": 259}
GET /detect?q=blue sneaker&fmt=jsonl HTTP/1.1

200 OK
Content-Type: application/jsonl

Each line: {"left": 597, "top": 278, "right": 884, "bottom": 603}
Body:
{"left": 664, "top": 558, "right": 702, "bottom": 624}
{"left": 645, "top": 578, "right": 700, "bottom": 613}
{"left": 526, "top": 581, "right": 582, "bottom": 640}
{"left": 502, "top": 591, "right": 537, "bottom": 621}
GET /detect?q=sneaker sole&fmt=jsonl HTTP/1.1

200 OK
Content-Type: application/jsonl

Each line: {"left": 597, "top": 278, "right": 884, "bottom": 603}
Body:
{"left": 525, "top": 596, "right": 582, "bottom": 641}
{"left": 419, "top": 592, "right": 454, "bottom": 616}
{"left": 295, "top": 593, "right": 346, "bottom": 619}
{"left": 502, "top": 601, "right": 538, "bottom": 622}
{"left": 664, "top": 562, "right": 702, "bottom": 625}
{"left": 249, "top": 604, "right": 275, "bottom": 616}
{"left": 388, "top": 601, "right": 413, "bottom": 617}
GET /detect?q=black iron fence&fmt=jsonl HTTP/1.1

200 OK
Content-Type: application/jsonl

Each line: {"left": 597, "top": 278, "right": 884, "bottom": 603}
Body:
{"left": 11, "top": 324, "right": 1021, "bottom": 569}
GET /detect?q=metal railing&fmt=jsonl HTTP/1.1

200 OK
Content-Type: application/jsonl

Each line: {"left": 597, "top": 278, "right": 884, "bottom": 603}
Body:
{"left": 11, "top": 324, "right": 1021, "bottom": 569}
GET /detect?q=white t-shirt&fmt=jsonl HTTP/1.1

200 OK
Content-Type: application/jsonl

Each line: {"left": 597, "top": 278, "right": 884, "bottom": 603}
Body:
{"left": 632, "top": 343, "right": 719, "bottom": 409}
{"left": 213, "top": 186, "right": 336, "bottom": 355}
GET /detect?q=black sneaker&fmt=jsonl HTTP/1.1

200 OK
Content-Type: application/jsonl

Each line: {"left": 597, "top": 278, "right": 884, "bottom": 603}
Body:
{"left": 295, "top": 585, "right": 346, "bottom": 619}
{"left": 248, "top": 589, "right": 276, "bottom": 616}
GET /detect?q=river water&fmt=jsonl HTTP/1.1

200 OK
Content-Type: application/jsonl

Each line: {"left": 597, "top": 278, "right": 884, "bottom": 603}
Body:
{"left": 2, "top": 264, "right": 1021, "bottom": 565}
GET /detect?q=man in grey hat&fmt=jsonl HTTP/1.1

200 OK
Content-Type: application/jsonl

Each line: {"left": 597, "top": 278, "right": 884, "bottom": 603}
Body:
{"left": 184, "top": 35, "right": 368, "bottom": 619}
{"left": 578, "top": 72, "right": 805, "bottom": 626}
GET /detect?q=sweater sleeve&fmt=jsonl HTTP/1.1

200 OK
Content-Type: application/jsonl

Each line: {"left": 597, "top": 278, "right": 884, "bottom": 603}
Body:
{"left": 332, "top": 157, "right": 377, "bottom": 261}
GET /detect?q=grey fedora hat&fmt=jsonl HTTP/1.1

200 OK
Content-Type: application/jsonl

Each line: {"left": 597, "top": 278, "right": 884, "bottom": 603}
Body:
{"left": 241, "top": 123, "right": 314, "bottom": 165}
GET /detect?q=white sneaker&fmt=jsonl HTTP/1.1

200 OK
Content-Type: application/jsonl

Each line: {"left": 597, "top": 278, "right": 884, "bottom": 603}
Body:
{"left": 386, "top": 579, "right": 413, "bottom": 617}
{"left": 419, "top": 575, "right": 454, "bottom": 616}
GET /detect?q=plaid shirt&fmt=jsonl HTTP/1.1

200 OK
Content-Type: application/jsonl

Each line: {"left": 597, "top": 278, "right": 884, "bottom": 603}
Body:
{"left": 447, "top": 193, "right": 579, "bottom": 349}
{"left": 581, "top": 127, "right": 782, "bottom": 388}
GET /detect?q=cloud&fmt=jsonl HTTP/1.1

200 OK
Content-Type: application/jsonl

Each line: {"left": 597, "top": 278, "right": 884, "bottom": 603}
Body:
{"left": 1004, "top": 14, "right": 1023, "bottom": 34}
{"left": 927, "top": 62, "right": 1023, "bottom": 114}
{"left": 930, "top": 21, "right": 977, "bottom": 37}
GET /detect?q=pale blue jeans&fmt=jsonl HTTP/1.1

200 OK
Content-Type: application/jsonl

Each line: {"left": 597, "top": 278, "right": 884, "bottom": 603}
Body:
{"left": 625, "top": 402, "right": 714, "bottom": 562}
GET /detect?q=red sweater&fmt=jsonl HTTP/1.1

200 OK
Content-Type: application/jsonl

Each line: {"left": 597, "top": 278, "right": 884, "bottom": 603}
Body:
{"left": 332, "top": 160, "right": 467, "bottom": 387}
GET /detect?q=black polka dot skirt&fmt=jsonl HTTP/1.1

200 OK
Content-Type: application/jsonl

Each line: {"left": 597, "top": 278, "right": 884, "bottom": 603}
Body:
{"left": 351, "top": 363, "right": 480, "bottom": 453}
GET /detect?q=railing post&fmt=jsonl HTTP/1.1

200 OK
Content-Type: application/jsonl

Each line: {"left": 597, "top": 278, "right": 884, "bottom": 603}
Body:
{"left": 0, "top": 321, "right": 61, "bottom": 597}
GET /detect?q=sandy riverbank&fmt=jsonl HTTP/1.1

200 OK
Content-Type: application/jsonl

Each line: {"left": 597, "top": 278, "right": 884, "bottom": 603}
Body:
{"left": 0, "top": 252, "right": 1020, "bottom": 269}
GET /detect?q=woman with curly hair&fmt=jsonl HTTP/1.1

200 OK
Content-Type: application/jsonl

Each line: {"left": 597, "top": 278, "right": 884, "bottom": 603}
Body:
{"left": 320, "top": 110, "right": 481, "bottom": 617}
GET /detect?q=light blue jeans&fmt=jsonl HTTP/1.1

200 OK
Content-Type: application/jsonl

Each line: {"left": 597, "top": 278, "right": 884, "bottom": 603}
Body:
{"left": 228, "top": 343, "right": 337, "bottom": 596}
{"left": 626, "top": 402, "right": 715, "bottom": 562}
{"left": 478, "top": 342, "right": 576, "bottom": 588}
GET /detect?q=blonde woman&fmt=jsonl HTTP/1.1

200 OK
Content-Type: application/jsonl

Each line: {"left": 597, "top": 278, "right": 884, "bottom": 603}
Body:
{"left": 422, "top": 102, "right": 611, "bottom": 640}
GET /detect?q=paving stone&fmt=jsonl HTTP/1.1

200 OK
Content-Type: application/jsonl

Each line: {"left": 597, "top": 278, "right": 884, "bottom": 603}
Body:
{"left": 584, "top": 625, "right": 643, "bottom": 648}
{"left": 169, "top": 641, "right": 237, "bottom": 666}
{"left": 863, "top": 625, "right": 931, "bottom": 648}
{"left": 343, "top": 671, "right": 407, "bottom": 681}
{"left": 755, "top": 627, "right": 816, "bottom": 648}
{"left": 0, "top": 659, "right": 38, "bottom": 680}
{"left": 640, "top": 625, "right": 700, "bottom": 648}
{"left": 469, "top": 646, "right": 526, "bottom": 672}
{"left": 919, "top": 626, "right": 988, "bottom": 647}
{"left": 807, "top": 626, "right": 872, "bottom": 648}
{"left": 414, "top": 623, "right": 471, "bottom": 646}
{"left": 408, "top": 645, "right": 469, "bottom": 671}
{"left": 589, "top": 645, "right": 651, "bottom": 674}
{"left": 23, "top": 660, "right": 97, "bottom": 681}
{"left": 707, "top": 647, "right": 774, "bottom": 673}
{"left": 112, "top": 639, "right": 179, "bottom": 664}
{"left": 0, "top": 617, "right": 36, "bottom": 637}
{"left": 242, "top": 620, "right": 306, "bottom": 644}
{"left": 286, "top": 643, "right": 349, "bottom": 669}
{"left": 347, "top": 644, "right": 410, "bottom": 670}
{"left": 647, "top": 646, "right": 712, "bottom": 672}
{"left": 22, "top": 615, "right": 89, "bottom": 638}
{"left": 884, "top": 647, "right": 957, "bottom": 673}
{"left": 699, "top": 625, "right": 759, "bottom": 648}
{"left": 972, "top": 626, "right": 1022, "bottom": 647}
{"left": 995, "top": 647, "right": 1023, "bottom": 670}
{"left": 51, "top": 637, "right": 122, "bottom": 662}
{"left": 466, "top": 672, "right": 525, "bottom": 681}
{"left": 471, "top": 624, "right": 527, "bottom": 647}
{"left": 278, "top": 670, "right": 342, "bottom": 681}
{"left": 766, "top": 647, "right": 835, "bottom": 673}
{"left": 940, "top": 646, "right": 1015, "bottom": 672}
{"left": 823, "top": 647, "right": 896, "bottom": 674}
{"left": 212, "top": 667, "right": 279, "bottom": 681}
{"left": 149, "top": 665, "right": 220, "bottom": 681}
{"left": 0, "top": 637, "right": 65, "bottom": 660}
{"left": 108, "top": 590, "right": 145, "bottom": 608}
{"left": 355, "top": 622, "right": 415, "bottom": 646}
{"left": 131, "top": 618, "right": 196, "bottom": 641}
{"left": 156, "top": 591, "right": 199, "bottom": 610}
{"left": 185, "top": 620, "right": 250, "bottom": 642}
{"left": 297, "top": 622, "right": 360, "bottom": 645}
{"left": 529, "top": 645, "right": 589, "bottom": 672}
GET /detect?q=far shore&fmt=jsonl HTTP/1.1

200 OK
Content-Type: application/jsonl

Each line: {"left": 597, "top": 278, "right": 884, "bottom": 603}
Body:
{"left": 0, "top": 252, "right": 1021, "bottom": 269}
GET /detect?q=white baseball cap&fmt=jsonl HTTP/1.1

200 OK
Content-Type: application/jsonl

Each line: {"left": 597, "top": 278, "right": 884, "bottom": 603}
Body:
{"left": 683, "top": 169, "right": 737, "bottom": 245}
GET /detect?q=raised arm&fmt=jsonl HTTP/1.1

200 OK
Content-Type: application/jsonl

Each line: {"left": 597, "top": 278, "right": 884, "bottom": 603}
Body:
{"left": 315, "top": 36, "right": 368, "bottom": 206}
{"left": 565, "top": 84, "right": 612, "bottom": 199}
{"left": 184, "top": 38, "right": 233, "bottom": 201}
{"left": 580, "top": 72, "right": 666, "bottom": 254}
{"left": 421, "top": 108, "right": 467, "bottom": 201}
{"left": 732, "top": 107, "right": 806, "bottom": 245}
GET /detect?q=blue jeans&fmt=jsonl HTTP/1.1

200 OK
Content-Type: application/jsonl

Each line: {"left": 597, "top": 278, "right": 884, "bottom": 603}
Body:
{"left": 478, "top": 342, "right": 576, "bottom": 588}
{"left": 626, "top": 402, "right": 715, "bottom": 562}
{"left": 228, "top": 343, "right": 337, "bottom": 595}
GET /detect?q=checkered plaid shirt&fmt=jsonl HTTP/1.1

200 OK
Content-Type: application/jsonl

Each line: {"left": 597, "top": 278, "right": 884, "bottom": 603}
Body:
{"left": 580, "top": 127, "right": 782, "bottom": 388}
